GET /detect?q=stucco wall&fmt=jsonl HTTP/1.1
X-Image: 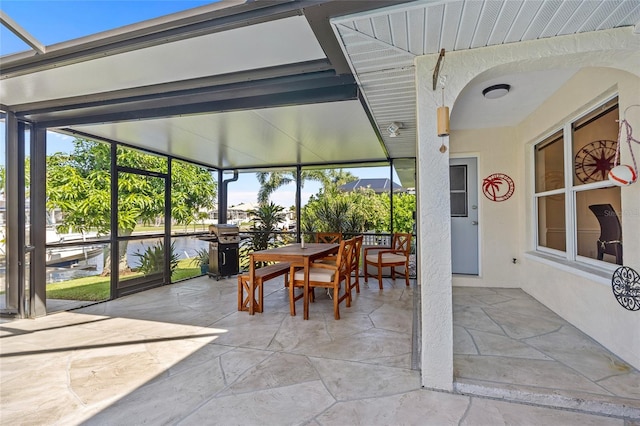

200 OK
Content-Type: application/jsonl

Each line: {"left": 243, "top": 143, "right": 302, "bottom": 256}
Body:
{"left": 518, "top": 67, "right": 640, "bottom": 370}
{"left": 451, "top": 127, "right": 524, "bottom": 288}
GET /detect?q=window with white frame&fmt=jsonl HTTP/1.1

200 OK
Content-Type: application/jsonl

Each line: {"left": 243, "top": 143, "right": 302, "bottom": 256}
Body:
{"left": 534, "top": 97, "right": 622, "bottom": 267}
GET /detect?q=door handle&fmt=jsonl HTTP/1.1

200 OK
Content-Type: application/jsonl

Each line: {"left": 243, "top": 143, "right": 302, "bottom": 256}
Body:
{"left": 471, "top": 221, "right": 478, "bottom": 226}
{"left": 222, "top": 252, "right": 226, "bottom": 265}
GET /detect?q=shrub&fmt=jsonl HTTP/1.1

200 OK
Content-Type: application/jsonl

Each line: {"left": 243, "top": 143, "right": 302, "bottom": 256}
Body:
{"left": 133, "top": 240, "right": 179, "bottom": 276}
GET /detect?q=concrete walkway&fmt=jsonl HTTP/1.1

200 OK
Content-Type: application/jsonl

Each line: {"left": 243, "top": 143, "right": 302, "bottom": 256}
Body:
{"left": 1, "top": 276, "right": 638, "bottom": 425}
{"left": 452, "top": 287, "right": 640, "bottom": 420}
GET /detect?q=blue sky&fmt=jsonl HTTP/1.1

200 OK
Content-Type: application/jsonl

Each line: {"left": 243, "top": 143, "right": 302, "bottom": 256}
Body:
{"left": 1, "top": 1, "right": 397, "bottom": 206}
{"left": 1, "top": 1, "right": 213, "bottom": 56}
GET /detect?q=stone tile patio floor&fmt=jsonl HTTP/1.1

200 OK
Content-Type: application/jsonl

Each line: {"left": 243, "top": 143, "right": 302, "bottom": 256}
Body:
{"left": 1, "top": 276, "right": 638, "bottom": 425}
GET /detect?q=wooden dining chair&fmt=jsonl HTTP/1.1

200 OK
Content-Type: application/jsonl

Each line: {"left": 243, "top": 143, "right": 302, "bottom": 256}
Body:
{"left": 314, "top": 232, "right": 342, "bottom": 263}
{"left": 315, "top": 232, "right": 342, "bottom": 244}
{"left": 289, "top": 238, "right": 353, "bottom": 320}
{"left": 313, "top": 235, "right": 358, "bottom": 300}
{"left": 348, "top": 235, "right": 364, "bottom": 295}
{"left": 364, "top": 233, "right": 412, "bottom": 289}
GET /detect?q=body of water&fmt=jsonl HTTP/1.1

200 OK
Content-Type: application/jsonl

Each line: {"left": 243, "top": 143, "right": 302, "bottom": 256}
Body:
{"left": 45, "top": 237, "right": 210, "bottom": 284}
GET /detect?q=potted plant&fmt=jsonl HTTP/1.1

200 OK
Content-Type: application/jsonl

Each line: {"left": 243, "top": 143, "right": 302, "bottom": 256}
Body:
{"left": 191, "top": 247, "right": 210, "bottom": 275}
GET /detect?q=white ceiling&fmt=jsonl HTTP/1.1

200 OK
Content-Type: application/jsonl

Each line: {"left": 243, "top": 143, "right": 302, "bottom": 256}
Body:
{"left": 331, "top": 0, "right": 640, "bottom": 158}
{"left": 69, "top": 100, "right": 387, "bottom": 169}
{"left": 2, "top": 16, "right": 326, "bottom": 105}
{"left": 451, "top": 68, "right": 579, "bottom": 130}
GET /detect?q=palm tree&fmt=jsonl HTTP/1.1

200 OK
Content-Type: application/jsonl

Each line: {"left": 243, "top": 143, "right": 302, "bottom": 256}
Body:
{"left": 256, "top": 172, "right": 295, "bottom": 204}
{"left": 300, "top": 194, "right": 369, "bottom": 235}
{"left": 249, "top": 202, "right": 286, "bottom": 252}
{"left": 246, "top": 202, "right": 288, "bottom": 268}
{"left": 255, "top": 169, "right": 357, "bottom": 203}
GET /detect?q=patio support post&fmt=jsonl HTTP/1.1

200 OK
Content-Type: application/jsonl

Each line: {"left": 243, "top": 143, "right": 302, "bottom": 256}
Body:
{"left": 5, "top": 112, "right": 23, "bottom": 316}
{"left": 415, "top": 55, "right": 454, "bottom": 391}
{"left": 164, "top": 159, "right": 172, "bottom": 284}
{"left": 296, "top": 165, "right": 302, "bottom": 242}
{"left": 389, "top": 159, "right": 394, "bottom": 235}
{"left": 30, "top": 125, "right": 47, "bottom": 317}
{"left": 110, "top": 142, "right": 118, "bottom": 297}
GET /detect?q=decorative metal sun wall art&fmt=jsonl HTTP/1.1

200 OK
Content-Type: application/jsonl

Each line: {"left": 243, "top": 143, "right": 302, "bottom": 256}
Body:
{"left": 611, "top": 266, "right": 640, "bottom": 311}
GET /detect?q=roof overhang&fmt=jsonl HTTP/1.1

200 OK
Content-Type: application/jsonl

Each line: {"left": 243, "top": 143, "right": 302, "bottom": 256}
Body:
{"left": 6, "top": 0, "right": 635, "bottom": 188}
{"left": 1, "top": 1, "right": 410, "bottom": 173}
{"left": 330, "top": 0, "right": 640, "bottom": 162}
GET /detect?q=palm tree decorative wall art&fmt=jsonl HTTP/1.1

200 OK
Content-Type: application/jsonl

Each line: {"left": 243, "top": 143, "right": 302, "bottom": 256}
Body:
{"left": 482, "top": 173, "right": 515, "bottom": 202}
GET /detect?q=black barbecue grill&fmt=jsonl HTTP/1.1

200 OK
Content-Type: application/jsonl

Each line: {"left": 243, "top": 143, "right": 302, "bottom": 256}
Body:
{"left": 205, "top": 224, "right": 240, "bottom": 280}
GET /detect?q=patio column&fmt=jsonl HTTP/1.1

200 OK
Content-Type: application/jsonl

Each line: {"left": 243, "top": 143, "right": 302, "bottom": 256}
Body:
{"left": 415, "top": 56, "right": 454, "bottom": 391}
{"left": 30, "top": 126, "right": 47, "bottom": 317}
{"left": 5, "top": 112, "right": 22, "bottom": 316}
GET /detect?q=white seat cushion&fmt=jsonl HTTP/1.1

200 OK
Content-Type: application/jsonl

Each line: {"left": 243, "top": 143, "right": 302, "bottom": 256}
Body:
{"left": 366, "top": 253, "right": 407, "bottom": 264}
{"left": 294, "top": 269, "right": 335, "bottom": 283}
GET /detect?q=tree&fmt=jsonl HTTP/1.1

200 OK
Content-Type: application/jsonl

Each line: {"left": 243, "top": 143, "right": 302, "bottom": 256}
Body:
{"left": 46, "top": 138, "right": 217, "bottom": 273}
{"left": 255, "top": 168, "right": 356, "bottom": 204}
{"left": 392, "top": 192, "right": 416, "bottom": 233}
{"left": 316, "top": 169, "right": 358, "bottom": 195}
{"left": 0, "top": 159, "right": 30, "bottom": 196}
{"left": 240, "top": 202, "right": 288, "bottom": 269}
{"left": 171, "top": 160, "right": 217, "bottom": 231}
{"left": 256, "top": 171, "right": 294, "bottom": 204}
{"left": 301, "top": 187, "right": 389, "bottom": 234}
{"left": 301, "top": 185, "right": 415, "bottom": 235}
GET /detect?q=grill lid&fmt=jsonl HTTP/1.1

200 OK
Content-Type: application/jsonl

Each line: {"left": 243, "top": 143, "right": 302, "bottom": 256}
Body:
{"left": 209, "top": 224, "right": 239, "bottom": 236}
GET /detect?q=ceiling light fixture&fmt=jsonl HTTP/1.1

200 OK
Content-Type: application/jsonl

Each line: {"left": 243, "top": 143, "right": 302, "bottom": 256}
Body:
{"left": 387, "top": 122, "right": 403, "bottom": 137}
{"left": 482, "top": 84, "right": 511, "bottom": 99}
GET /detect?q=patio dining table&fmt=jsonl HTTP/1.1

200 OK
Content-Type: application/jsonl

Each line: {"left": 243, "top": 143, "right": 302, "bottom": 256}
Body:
{"left": 249, "top": 243, "right": 339, "bottom": 319}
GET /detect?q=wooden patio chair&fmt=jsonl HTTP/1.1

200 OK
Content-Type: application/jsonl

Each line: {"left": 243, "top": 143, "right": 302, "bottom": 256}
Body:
{"left": 348, "top": 235, "right": 364, "bottom": 294}
{"left": 289, "top": 238, "right": 353, "bottom": 320}
{"left": 314, "top": 232, "right": 342, "bottom": 263}
{"left": 364, "top": 233, "right": 412, "bottom": 289}
{"left": 315, "top": 232, "right": 342, "bottom": 244}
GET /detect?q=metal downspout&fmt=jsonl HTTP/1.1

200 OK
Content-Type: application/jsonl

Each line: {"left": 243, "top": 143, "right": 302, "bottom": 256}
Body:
{"left": 219, "top": 170, "right": 238, "bottom": 224}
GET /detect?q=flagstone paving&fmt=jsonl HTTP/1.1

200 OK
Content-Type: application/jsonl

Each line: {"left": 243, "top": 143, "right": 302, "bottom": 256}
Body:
{"left": 1, "top": 277, "right": 638, "bottom": 425}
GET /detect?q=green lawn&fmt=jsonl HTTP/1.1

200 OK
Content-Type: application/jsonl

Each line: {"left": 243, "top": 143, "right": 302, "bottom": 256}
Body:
{"left": 46, "top": 275, "right": 113, "bottom": 301}
{"left": 46, "top": 259, "right": 203, "bottom": 301}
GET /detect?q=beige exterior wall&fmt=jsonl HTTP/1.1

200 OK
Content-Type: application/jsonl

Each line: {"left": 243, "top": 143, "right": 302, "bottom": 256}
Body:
{"left": 451, "top": 127, "right": 524, "bottom": 289}
{"left": 449, "top": 68, "right": 640, "bottom": 370}
{"left": 519, "top": 68, "right": 640, "bottom": 370}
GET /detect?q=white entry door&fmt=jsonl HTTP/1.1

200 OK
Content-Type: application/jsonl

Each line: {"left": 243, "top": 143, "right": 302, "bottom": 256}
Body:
{"left": 450, "top": 157, "right": 479, "bottom": 275}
